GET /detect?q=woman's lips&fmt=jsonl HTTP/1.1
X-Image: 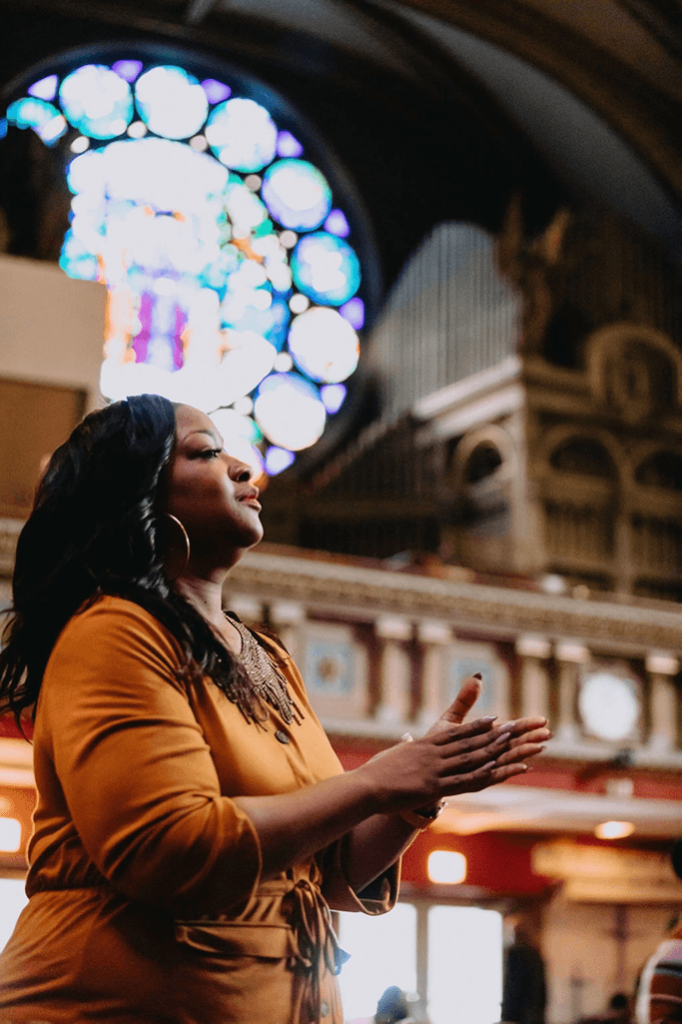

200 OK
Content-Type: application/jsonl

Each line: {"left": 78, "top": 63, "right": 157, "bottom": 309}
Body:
{"left": 237, "top": 488, "right": 261, "bottom": 510}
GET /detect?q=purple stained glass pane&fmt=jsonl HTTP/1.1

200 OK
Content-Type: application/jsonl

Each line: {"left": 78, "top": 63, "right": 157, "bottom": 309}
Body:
{"left": 276, "top": 130, "right": 303, "bottom": 159}
{"left": 265, "top": 446, "right": 296, "bottom": 475}
{"left": 320, "top": 383, "right": 347, "bottom": 414}
{"left": 112, "top": 60, "right": 144, "bottom": 83}
{"left": 324, "top": 209, "right": 350, "bottom": 238}
{"left": 201, "top": 78, "right": 231, "bottom": 104}
{"left": 339, "top": 297, "right": 365, "bottom": 330}
{"left": 28, "top": 75, "right": 59, "bottom": 101}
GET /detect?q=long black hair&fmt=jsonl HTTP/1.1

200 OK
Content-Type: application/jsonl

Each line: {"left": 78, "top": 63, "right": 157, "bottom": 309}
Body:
{"left": 0, "top": 394, "right": 262, "bottom": 728}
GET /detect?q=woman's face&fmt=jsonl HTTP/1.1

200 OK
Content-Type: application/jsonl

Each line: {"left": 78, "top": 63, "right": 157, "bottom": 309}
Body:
{"left": 165, "top": 404, "right": 263, "bottom": 570}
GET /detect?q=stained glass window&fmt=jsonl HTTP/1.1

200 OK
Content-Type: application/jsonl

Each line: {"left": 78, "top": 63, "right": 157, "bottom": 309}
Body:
{"left": 3, "top": 55, "right": 369, "bottom": 477}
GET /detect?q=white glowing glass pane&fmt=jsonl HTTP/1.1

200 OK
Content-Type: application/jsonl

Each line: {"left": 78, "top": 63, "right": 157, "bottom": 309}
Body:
{"left": 0, "top": 878, "right": 28, "bottom": 954}
{"left": 59, "top": 65, "right": 133, "bottom": 139}
{"left": 261, "top": 159, "right": 331, "bottom": 231}
{"left": 428, "top": 907, "right": 503, "bottom": 1024}
{"left": 70, "top": 135, "right": 90, "bottom": 154}
{"left": 28, "top": 74, "right": 59, "bottom": 101}
{"left": 100, "top": 359, "right": 177, "bottom": 402}
{"left": 288, "top": 306, "right": 359, "bottom": 383}
{"left": 337, "top": 902, "right": 417, "bottom": 1022}
{"left": 209, "top": 408, "right": 261, "bottom": 445}
{"left": 579, "top": 672, "right": 640, "bottom": 741}
{"left": 223, "top": 181, "right": 268, "bottom": 235}
{"left": 75, "top": 138, "right": 227, "bottom": 212}
{"left": 203, "top": 331, "right": 276, "bottom": 409}
{"left": 127, "top": 120, "right": 147, "bottom": 139}
{"left": 0, "top": 817, "right": 21, "bottom": 852}
{"left": 205, "top": 98, "right": 277, "bottom": 172}
{"left": 135, "top": 66, "right": 209, "bottom": 140}
{"left": 291, "top": 232, "right": 361, "bottom": 306}
{"left": 254, "top": 373, "right": 326, "bottom": 451}
{"left": 289, "top": 293, "right": 309, "bottom": 314}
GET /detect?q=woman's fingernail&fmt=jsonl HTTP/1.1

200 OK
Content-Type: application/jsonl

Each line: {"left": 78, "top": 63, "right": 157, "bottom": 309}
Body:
{"left": 401, "top": 733, "right": 414, "bottom": 742}
{"left": 482, "top": 761, "right": 496, "bottom": 770}
{"left": 473, "top": 672, "right": 483, "bottom": 680}
{"left": 496, "top": 731, "right": 511, "bottom": 743}
{"left": 480, "top": 715, "right": 497, "bottom": 723}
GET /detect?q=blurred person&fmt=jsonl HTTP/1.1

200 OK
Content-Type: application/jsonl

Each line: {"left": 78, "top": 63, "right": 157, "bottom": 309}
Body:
{"left": 375, "top": 985, "right": 414, "bottom": 1023}
{"left": 501, "top": 915, "right": 547, "bottom": 1024}
{"left": 634, "top": 842, "right": 682, "bottom": 1023}
{"left": 0, "top": 396, "right": 550, "bottom": 1023}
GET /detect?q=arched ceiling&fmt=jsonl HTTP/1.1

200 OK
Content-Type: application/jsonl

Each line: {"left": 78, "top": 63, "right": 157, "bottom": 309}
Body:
{"left": 1, "top": 0, "right": 681, "bottom": 285}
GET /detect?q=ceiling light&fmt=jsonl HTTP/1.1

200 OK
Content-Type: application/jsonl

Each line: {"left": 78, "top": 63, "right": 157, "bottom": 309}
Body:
{"left": 594, "top": 820, "right": 635, "bottom": 840}
{"left": 427, "top": 850, "right": 467, "bottom": 884}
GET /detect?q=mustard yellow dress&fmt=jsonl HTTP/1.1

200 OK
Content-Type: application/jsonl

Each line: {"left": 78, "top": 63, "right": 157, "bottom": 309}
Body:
{"left": 0, "top": 597, "right": 397, "bottom": 1024}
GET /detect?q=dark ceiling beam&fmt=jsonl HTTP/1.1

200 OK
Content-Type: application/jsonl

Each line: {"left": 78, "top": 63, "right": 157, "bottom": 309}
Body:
{"left": 185, "top": 0, "right": 219, "bottom": 26}
{"left": 618, "top": 0, "right": 682, "bottom": 61}
{"left": 388, "top": 0, "right": 682, "bottom": 211}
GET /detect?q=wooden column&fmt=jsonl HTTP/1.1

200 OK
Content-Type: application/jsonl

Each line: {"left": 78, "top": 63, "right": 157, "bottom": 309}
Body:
{"left": 515, "top": 634, "right": 551, "bottom": 721}
{"left": 555, "top": 642, "right": 589, "bottom": 744}
{"left": 375, "top": 615, "right": 412, "bottom": 726}
{"left": 645, "top": 652, "right": 680, "bottom": 753}
{"left": 416, "top": 620, "right": 452, "bottom": 732}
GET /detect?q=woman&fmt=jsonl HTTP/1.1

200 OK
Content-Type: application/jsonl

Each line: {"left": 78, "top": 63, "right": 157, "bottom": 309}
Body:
{"left": 0, "top": 395, "right": 550, "bottom": 1024}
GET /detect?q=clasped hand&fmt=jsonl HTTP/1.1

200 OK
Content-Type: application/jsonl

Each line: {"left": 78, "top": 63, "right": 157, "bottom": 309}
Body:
{"left": 363, "top": 675, "right": 551, "bottom": 815}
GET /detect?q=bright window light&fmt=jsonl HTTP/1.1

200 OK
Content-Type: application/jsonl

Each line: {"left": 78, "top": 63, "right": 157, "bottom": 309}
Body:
{"left": 4, "top": 56, "right": 366, "bottom": 470}
{"left": 0, "top": 816, "right": 21, "bottom": 853}
{"left": 0, "top": 878, "right": 28, "bottom": 953}
{"left": 428, "top": 906, "right": 502, "bottom": 1024}
{"left": 337, "top": 902, "right": 417, "bottom": 1021}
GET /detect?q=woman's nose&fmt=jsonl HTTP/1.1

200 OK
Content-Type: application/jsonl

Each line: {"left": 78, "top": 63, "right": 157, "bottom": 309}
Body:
{"left": 227, "top": 458, "right": 252, "bottom": 483}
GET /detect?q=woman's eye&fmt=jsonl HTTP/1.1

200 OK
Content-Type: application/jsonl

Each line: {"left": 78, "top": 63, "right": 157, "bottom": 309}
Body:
{"left": 197, "top": 448, "right": 222, "bottom": 459}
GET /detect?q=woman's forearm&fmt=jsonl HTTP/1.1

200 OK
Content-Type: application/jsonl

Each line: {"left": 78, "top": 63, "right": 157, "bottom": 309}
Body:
{"left": 232, "top": 769, "right": 380, "bottom": 879}
{"left": 232, "top": 716, "right": 548, "bottom": 881}
{"left": 232, "top": 717, "right": 511, "bottom": 879}
{"left": 341, "top": 812, "right": 419, "bottom": 893}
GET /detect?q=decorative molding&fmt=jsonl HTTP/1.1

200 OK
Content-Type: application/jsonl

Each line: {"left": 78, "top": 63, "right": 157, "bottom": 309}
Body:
{"left": 229, "top": 549, "right": 682, "bottom": 655}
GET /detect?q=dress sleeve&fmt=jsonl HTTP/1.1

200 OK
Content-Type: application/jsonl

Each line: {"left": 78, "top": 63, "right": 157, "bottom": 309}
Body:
{"left": 39, "top": 598, "right": 262, "bottom": 918}
{"left": 317, "top": 836, "right": 400, "bottom": 916}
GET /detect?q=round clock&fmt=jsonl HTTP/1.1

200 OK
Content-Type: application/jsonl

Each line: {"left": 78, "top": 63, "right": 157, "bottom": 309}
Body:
{"left": 578, "top": 669, "right": 641, "bottom": 742}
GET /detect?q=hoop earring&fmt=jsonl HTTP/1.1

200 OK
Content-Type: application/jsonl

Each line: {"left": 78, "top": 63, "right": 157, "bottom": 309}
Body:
{"left": 160, "top": 513, "right": 190, "bottom": 582}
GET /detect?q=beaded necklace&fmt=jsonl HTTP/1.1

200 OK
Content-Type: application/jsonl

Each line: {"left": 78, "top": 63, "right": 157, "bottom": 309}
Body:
{"left": 230, "top": 618, "right": 304, "bottom": 727}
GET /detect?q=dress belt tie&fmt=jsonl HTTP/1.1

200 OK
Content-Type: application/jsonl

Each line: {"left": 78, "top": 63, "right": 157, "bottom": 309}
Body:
{"left": 287, "top": 878, "right": 350, "bottom": 1021}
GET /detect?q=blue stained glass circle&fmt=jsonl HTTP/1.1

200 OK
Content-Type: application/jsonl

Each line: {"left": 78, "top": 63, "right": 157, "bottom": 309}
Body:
{"left": 261, "top": 159, "right": 332, "bottom": 231}
{"left": 59, "top": 65, "right": 133, "bottom": 140}
{"left": 290, "top": 232, "right": 361, "bottom": 306}
{"left": 135, "top": 66, "right": 209, "bottom": 140}
{"left": 205, "top": 98, "right": 277, "bottom": 172}
{"left": 6, "top": 97, "right": 67, "bottom": 145}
